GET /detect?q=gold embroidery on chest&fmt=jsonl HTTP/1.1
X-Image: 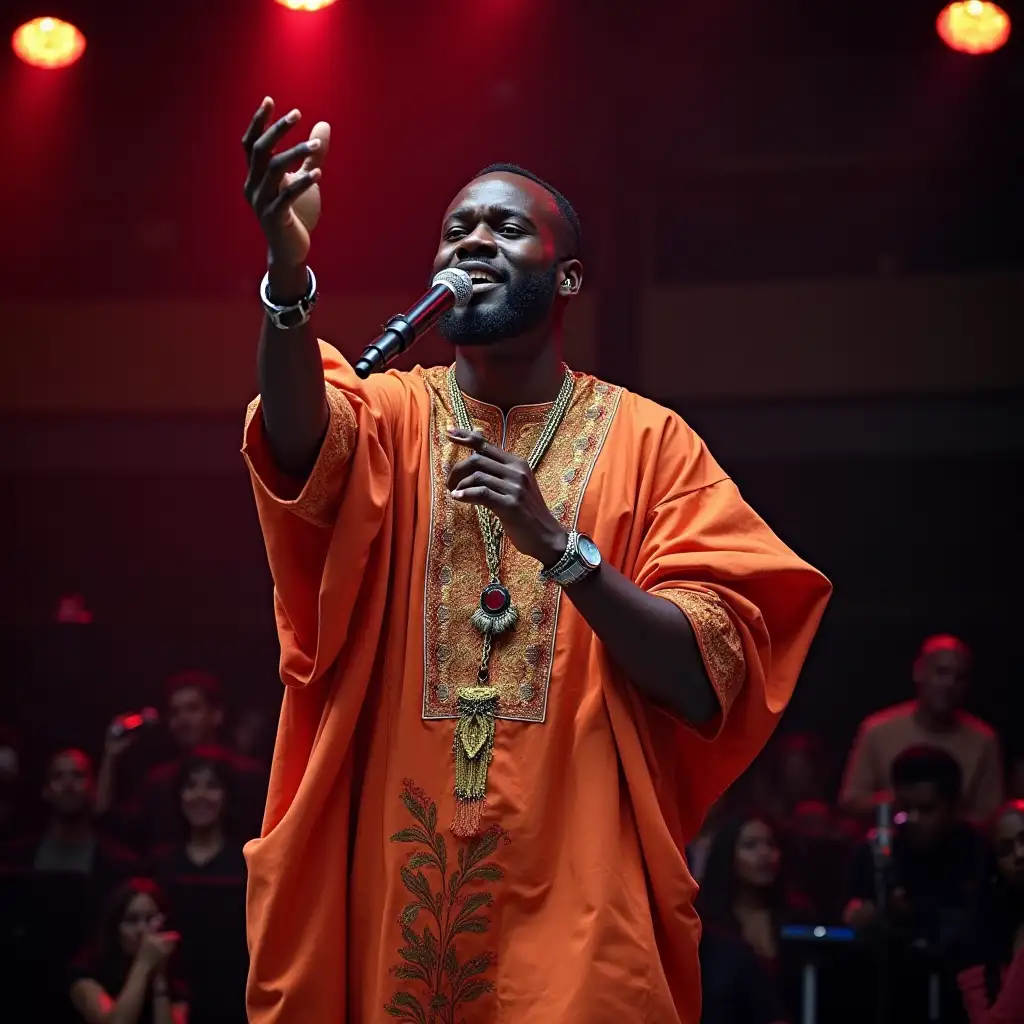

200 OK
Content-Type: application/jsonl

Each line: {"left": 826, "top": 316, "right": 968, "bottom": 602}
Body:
{"left": 421, "top": 368, "right": 620, "bottom": 723}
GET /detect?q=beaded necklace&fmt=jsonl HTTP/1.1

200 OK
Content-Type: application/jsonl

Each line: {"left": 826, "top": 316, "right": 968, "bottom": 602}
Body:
{"left": 445, "top": 365, "right": 575, "bottom": 835}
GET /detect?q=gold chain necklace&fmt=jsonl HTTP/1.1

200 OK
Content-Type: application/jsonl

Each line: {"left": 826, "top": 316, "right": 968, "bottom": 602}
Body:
{"left": 445, "top": 365, "right": 575, "bottom": 835}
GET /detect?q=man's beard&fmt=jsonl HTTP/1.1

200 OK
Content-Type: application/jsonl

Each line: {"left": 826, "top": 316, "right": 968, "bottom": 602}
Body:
{"left": 436, "top": 265, "right": 558, "bottom": 346}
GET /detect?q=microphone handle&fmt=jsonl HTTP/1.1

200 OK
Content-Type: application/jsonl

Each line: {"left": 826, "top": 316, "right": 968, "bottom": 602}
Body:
{"left": 353, "top": 318, "right": 415, "bottom": 379}
{"left": 354, "top": 282, "right": 458, "bottom": 378}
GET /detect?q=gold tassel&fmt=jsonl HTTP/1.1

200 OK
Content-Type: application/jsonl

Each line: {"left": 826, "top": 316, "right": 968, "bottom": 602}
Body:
{"left": 452, "top": 685, "right": 498, "bottom": 837}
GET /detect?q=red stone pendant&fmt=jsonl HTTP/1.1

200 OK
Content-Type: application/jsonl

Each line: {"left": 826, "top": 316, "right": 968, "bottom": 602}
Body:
{"left": 470, "top": 582, "right": 519, "bottom": 636}
{"left": 480, "top": 583, "right": 511, "bottom": 615}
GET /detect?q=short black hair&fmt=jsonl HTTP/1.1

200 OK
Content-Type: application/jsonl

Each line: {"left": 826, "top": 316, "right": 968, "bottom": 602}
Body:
{"left": 46, "top": 747, "right": 93, "bottom": 778}
{"left": 164, "top": 669, "right": 224, "bottom": 709}
{"left": 475, "top": 163, "right": 581, "bottom": 258}
{"left": 891, "top": 744, "right": 963, "bottom": 803}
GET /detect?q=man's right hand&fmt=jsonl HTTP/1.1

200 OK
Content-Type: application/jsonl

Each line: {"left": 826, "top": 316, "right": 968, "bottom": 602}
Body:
{"left": 242, "top": 97, "right": 331, "bottom": 274}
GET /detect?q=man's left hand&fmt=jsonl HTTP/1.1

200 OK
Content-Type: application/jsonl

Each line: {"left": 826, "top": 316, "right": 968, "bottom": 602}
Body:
{"left": 447, "top": 429, "right": 568, "bottom": 567}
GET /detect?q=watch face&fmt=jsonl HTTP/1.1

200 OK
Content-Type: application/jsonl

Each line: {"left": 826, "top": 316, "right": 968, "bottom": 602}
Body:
{"left": 577, "top": 535, "right": 602, "bottom": 570}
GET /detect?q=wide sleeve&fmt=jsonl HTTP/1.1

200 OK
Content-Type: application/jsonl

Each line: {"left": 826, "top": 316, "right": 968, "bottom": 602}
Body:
{"left": 623, "top": 424, "right": 832, "bottom": 836}
{"left": 241, "top": 339, "right": 411, "bottom": 691}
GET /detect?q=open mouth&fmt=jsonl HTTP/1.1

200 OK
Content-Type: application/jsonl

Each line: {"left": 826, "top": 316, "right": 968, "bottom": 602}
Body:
{"left": 457, "top": 262, "right": 504, "bottom": 293}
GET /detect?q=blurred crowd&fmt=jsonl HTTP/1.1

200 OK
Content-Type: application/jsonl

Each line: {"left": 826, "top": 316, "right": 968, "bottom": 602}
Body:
{"left": 694, "top": 634, "right": 1024, "bottom": 1024}
{"left": 1, "top": 634, "right": 1022, "bottom": 1023}
{"left": 0, "top": 671, "right": 271, "bottom": 1024}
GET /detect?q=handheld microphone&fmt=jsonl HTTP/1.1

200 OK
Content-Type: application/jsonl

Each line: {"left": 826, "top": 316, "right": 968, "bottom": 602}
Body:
{"left": 354, "top": 268, "right": 473, "bottom": 378}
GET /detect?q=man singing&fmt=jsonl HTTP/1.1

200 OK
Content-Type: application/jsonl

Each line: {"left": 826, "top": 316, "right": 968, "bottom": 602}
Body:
{"left": 240, "top": 97, "right": 831, "bottom": 1023}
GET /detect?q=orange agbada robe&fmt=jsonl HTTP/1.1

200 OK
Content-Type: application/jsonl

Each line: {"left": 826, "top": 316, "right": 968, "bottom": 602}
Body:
{"left": 241, "top": 344, "right": 831, "bottom": 1023}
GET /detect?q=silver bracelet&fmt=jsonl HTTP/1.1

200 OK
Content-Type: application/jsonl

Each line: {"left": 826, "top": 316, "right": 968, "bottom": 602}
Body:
{"left": 259, "top": 265, "right": 318, "bottom": 330}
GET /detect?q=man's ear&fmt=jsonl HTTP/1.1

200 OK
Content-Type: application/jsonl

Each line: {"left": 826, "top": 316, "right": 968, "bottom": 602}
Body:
{"left": 558, "top": 259, "right": 583, "bottom": 296}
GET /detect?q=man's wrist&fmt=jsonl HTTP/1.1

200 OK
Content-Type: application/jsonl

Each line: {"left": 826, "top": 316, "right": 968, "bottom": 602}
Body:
{"left": 539, "top": 530, "right": 603, "bottom": 587}
{"left": 266, "top": 261, "right": 309, "bottom": 305}
{"left": 538, "top": 527, "right": 570, "bottom": 570}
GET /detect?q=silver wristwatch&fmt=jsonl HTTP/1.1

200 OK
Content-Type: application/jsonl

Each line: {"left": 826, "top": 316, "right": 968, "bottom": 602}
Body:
{"left": 260, "top": 266, "right": 318, "bottom": 329}
{"left": 539, "top": 531, "right": 603, "bottom": 587}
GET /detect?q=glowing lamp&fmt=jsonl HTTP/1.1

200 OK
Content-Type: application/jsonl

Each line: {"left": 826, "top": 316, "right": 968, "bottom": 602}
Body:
{"left": 12, "top": 16, "right": 86, "bottom": 69}
{"left": 937, "top": 1, "right": 1011, "bottom": 54}
{"left": 276, "top": 0, "right": 339, "bottom": 10}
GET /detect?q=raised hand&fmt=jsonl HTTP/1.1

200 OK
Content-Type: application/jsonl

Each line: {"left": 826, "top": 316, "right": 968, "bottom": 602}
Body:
{"left": 242, "top": 97, "right": 331, "bottom": 269}
{"left": 136, "top": 915, "right": 180, "bottom": 973}
{"left": 446, "top": 429, "right": 568, "bottom": 567}
{"left": 103, "top": 715, "right": 136, "bottom": 759}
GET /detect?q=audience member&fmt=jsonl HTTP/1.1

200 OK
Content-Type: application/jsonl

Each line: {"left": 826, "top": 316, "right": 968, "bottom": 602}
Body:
{"left": 773, "top": 732, "right": 860, "bottom": 840}
{"left": 776, "top": 733, "right": 825, "bottom": 809}
{"left": 845, "top": 745, "right": 986, "bottom": 1023}
{"left": 956, "top": 801, "right": 1024, "bottom": 1023}
{"left": 845, "top": 745, "right": 986, "bottom": 937}
{"left": 695, "top": 813, "right": 816, "bottom": 1018}
{"left": 150, "top": 749, "right": 248, "bottom": 1024}
{"left": 0, "top": 749, "right": 137, "bottom": 896}
{"left": 68, "top": 877, "right": 187, "bottom": 1024}
{"left": 0, "top": 725, "right": 24, "bottom": 842}
{"left": 150, "top": 748, "right": 246, "bottom": 887}
{"left": 840, "top": 635, "right": 1003, "bottom": 824}
{"left": 758, "top": 734, "right": 860, "bottom": 924}
{"left": 230, "top": 707, "right": 275, "bottom": 767}
{"left": 97, "top": 671, "right": 268, "bottom": 851}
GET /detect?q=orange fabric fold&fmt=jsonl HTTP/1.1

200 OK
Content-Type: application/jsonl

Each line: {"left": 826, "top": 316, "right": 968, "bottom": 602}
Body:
{"left": 242, "top": 347, "right": 831, "bottom": 1023}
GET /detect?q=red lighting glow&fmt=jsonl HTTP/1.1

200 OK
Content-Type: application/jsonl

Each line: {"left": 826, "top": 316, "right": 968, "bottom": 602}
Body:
{"left": 937, "top": 1, "right": 1011, "bottom": 54}
{"left": 275, "top": 0, "right": 340, "bottom": 10}
{"left": 12, "top": 16, "right": 86, "bottom": 69}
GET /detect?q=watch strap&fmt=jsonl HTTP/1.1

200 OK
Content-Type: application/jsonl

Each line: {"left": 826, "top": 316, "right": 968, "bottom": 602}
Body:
{"left": 540, "top": 531, "right": 597, "bottom": 587}
{"left": 260, "top": 266, "right": 318, "bottom": 329}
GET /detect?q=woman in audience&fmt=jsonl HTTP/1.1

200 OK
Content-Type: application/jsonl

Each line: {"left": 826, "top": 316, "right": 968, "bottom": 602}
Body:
{"left": 150, "top": 747, "right": 246, "bottom": 886}
{"left": 697, "top": 813, "right": 813, "bottom": 968}
{"left": 68, "top": 876, "right": 186, "bottom": 1024}
{"left": 957, "top": 800, "right": 1024, "bottom": 1023}
{"left": 150, "top": 747, "right": 247, "bottom": 1024}
{"left": 695, "top": 813, "right": 816, "bottom": 1022}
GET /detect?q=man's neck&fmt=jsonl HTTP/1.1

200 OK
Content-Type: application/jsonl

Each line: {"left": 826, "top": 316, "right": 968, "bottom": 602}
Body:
{"left": 454, "top": 333, "right": 565, "bottom": 412}
{"left": 914, "top": 702, "right": 957, "bottom": 733}
{"left": 46, "top": 817, "right": 94, "bottom": 844}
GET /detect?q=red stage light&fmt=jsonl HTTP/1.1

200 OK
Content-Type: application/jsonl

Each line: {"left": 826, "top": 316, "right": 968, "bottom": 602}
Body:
{"left": 276, "top": 0, "right": 340, "bottom": 10}
{"left": 937, "top": 1, "right": 1011, "bottom": 54}
{"left": 12, "top": 16, "right": 86, "bottom": 69}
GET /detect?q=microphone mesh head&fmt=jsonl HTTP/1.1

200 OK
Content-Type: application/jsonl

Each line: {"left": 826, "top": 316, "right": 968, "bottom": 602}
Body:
{"left": 432, "top": 268, "right": 473, "bottom": 307}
